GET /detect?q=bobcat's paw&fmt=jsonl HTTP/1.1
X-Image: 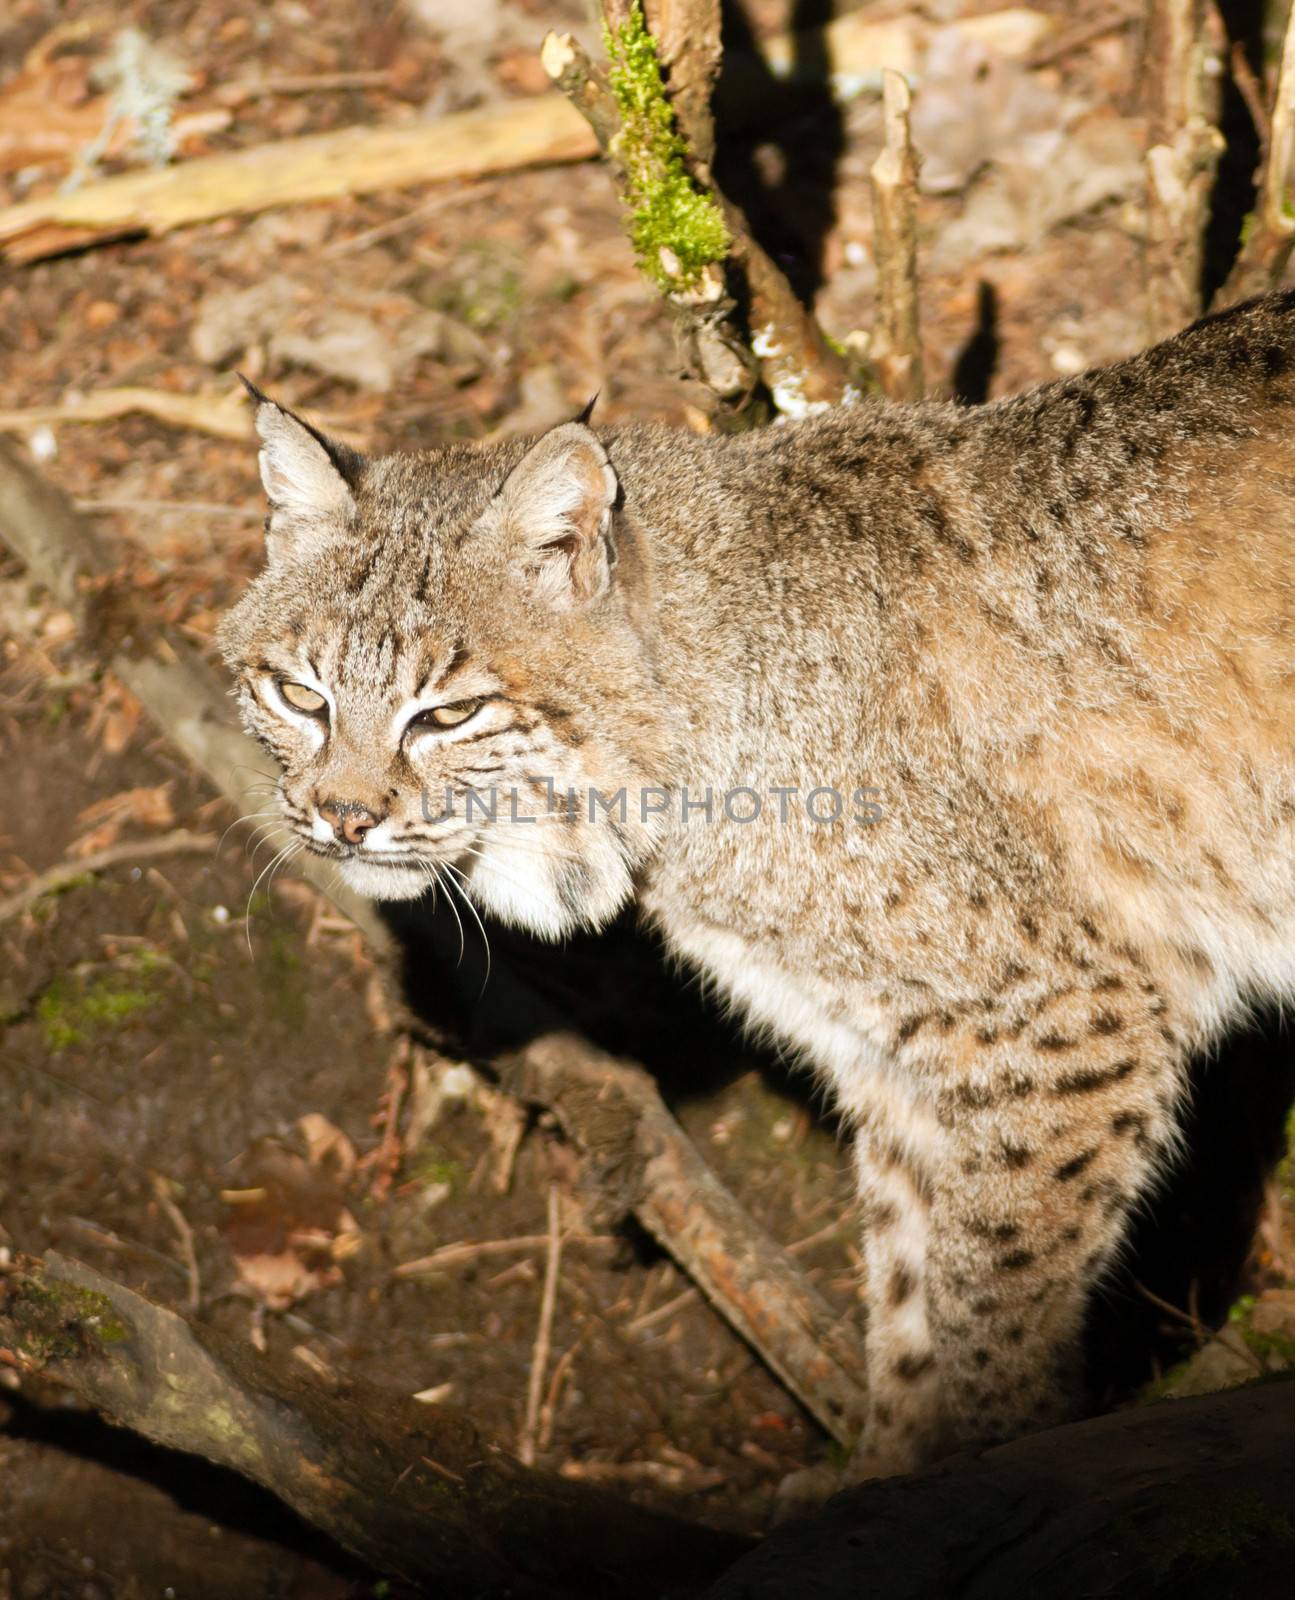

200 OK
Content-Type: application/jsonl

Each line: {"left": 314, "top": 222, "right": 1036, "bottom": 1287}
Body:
{"left": 770, "top": 1461, "right": 846, "bottom": 1525}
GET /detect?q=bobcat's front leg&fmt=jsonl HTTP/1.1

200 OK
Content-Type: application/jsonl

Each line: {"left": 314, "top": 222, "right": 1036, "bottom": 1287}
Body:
{"left": 849, "top": 965, "right": 1184, "bottom": 1478}
{"left": 848, "top": 1090, "right": 947, "bottom": 1477}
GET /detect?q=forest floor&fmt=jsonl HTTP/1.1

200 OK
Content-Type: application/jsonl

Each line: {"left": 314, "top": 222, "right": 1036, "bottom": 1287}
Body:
{"left": 3, "top": 1, "right": 1295, "bottom": 1596}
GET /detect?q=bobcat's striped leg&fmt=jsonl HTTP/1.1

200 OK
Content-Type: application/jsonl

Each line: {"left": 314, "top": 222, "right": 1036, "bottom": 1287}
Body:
{"left": 919, "top": 965, "right": 1184, "bottom": 1456}
{"left": 846, "top": 1090, "right": 948, "bottom": 1478}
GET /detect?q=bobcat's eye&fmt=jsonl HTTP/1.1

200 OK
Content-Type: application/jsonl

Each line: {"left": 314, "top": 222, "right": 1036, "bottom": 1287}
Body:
{"left": 408, "top": 698, "right": 482, "bottom": 735}
{"left": 278, "top": 680, "right": 327, "bottom": 716}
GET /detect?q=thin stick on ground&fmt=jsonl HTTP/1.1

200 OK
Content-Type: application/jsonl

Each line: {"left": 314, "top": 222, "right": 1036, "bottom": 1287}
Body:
{"left": 150, "top": 1173, "right": 201, "bottom": 1314}
{"left": 538, "top": 1332, "right": 585, "bottom": 1454}
{"left": 1132, "top": 1279, "right": 1266, "bottom": 1376}
{"left": 1142, "top": 0, "right": 1224, "bottom": 339}
{"left": 0, "top": 829, "right": 218, "bottom": 925}
{"left": 393, "top": 1232, "right": 615, "bottom": 1276}
{"left": 626, "top": 1284, "right": 700, "bottom": 1334}
{"left": 519, "top": 1184, "right": 565, "bottom": 1467}
{"left": 868, "top": 68, "right": 925, "bottom": 402}
{"left": 1217, "top": 1, "right": 1295, "bottom": 305}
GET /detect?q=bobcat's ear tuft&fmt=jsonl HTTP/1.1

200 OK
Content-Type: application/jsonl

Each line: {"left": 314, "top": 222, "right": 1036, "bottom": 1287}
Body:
{"left": 245, "top": 384, "right": 363, "bottom": 557}
{"left": 492, "top": 421, "right": 618, "bottom": 609}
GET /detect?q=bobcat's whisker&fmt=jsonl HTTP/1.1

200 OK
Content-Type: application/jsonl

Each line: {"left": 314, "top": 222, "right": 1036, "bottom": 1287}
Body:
{"left": 243, "top": 839, "right": 302, "bottom": 953}
{"left": 440, "top": 858, "right": 492, "bottom": 990}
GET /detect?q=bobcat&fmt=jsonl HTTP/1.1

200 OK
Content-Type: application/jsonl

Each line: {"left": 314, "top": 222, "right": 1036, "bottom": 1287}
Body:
{"left": 220, "top": 292, "right": 1295, "bottom": 1478}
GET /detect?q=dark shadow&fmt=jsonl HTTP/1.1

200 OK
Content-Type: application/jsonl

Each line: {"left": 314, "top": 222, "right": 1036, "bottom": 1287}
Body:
{"left": 1087, "top": 1004, "right": 1295, "bottom": 1403}
{"left": 712, "top": 0, "right": 847, "bottom": 306}
{"left": 2, "top": 1393, "right": 374, "bottom": 1581}
{"left": 386, "top": 890, "right": 830, "bottom": 1121}
{"left": 950, "top": 281, "right": 1000, "bottom": 404}
{"left": 393, "top": 884, "right": 1292, "bottom": 1414}
{"left": 1201, "top": 0, "right": 1266, "bottom": 306}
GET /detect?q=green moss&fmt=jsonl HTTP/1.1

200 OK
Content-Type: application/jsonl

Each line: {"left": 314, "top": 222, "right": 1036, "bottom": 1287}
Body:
{"left": 545, "top": 272, "right": 581, "bottom": 304}
{"left": 18, "top": 1279, "right": 130, "bottom": 1359}
{"left": 37, "top": 971, "right": 155, "bottom": 1052}
{"left": 1229, "top": 1293, "right": 1257, "bottom": 1324}
{"left": 1142, "top": 1490, "right": 1293, "bottom": 1578}
{"left": 426, "top": 244, "right": 523, "bottom": 331}
{"left": 603, "top": 1, "right": 730, "bottom": 290}
{"left": 409, "top": 1148, "right": 464, "bottom": 1191}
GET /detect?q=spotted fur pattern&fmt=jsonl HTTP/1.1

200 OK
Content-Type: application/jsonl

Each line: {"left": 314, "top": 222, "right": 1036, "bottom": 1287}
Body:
{"left": 221, "top": 293, "right": 1295, "bottom": 1476}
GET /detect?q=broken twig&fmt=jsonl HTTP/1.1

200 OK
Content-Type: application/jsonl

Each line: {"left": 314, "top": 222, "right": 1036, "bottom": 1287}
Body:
{"left": 393, "top": 1232, "right": 615, "bottom": 1277}
{"left": 1143, "top": 0, "right": 1225, "bottom": 338}
{"left": 519, "top": 1183, "right": 565, "bottom": 1467}
{"left": 545, "top": 8, "right": 852, "bottom": 415}
{"left": 1217, "top": 1, "right": 1295, "bottom": 305}
{"left": 150, "top": 1173, "right": 201, "bottom": 1314}
{"left": 498, "top": 1032, "right": 869, "bottom": 1445}
{"left": 868, "top": 69, "right": 925, "bottom": 401}
{"left": 0, "top": 829, "right": 217, "bottom": 925}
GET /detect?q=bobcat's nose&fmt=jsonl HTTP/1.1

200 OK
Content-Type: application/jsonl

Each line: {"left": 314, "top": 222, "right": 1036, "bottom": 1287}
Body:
{"left": 318, "top": 800, "right": 382, "bottom": 846}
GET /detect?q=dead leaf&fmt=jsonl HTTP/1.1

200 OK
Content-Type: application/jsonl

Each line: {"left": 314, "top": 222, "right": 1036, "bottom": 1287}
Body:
{"left": 76, "top": 782, "right": 175, "bottom": 831}
{"left": 222, "top": 1120, "right": 362, "bottom": 1310}
{"left": 84, "top": 678, "right": 142, "bottom": 758}
{"left": 69, "top": 783, "right": 175, "bottom": 855}
{"left": 298, "top": 1112, "right": 357, "bottom": 1185}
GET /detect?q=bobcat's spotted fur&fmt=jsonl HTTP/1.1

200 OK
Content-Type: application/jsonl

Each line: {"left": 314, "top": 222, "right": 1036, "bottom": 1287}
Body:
{"left": 221, "top": 293, "right": 1295, "bottom": 1476}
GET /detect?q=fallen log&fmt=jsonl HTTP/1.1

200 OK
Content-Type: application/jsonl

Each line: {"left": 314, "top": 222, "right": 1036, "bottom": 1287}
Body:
{"left": 0, "top": 8, "right": 1053, "bottom": 264}
{"left": 702, "top": 1374, "right": 1295, "bottom": 1599}
{"left": 0, "top": 1252, "right": 748, "bottom": 1597}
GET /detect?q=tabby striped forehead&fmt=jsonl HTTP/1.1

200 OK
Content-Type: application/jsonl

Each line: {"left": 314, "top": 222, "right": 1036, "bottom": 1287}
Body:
{"left": 336, "top": 518, "right": 454, "bottom": 607}
{"left": 304, "top": 620, "right": 472, "bottom": 704}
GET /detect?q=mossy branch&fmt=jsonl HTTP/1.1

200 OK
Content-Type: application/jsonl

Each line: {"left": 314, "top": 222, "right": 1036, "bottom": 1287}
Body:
{"left": 543, "top": 4, "right": 853, "bottom": 415}
{"left": 602, "top": 2, "right": 730, "bottom": 293}
{"left": 0, "top": 1251, "right": 747, "bottom": 1593}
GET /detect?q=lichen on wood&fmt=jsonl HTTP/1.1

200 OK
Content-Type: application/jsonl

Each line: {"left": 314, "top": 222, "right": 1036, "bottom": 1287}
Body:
{"left": 602, "top": 0, "right": 730, "bottom": 291}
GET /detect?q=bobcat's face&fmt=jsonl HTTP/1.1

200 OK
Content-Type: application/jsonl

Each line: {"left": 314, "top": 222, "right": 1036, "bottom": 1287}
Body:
{"left": 218, "top": 394, "right": 675, "bottom": 937}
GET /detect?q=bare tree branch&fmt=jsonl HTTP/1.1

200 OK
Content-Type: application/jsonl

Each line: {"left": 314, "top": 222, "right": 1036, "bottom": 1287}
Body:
{"left": 497, "top": 1032, "right": 869, "bottom": 1445}
{"left": 1142, "top": 0, "right": 1225, "bottom": 339}
{"left": 868, "top": 69, "right": 925, "bottom": 402}
{"left": 1217, "top": 2, "right": 1295, "bottom": 305}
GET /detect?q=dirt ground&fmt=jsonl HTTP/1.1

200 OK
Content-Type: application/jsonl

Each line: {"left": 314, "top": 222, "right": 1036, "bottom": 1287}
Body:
{"left": 3, "top": 0, "right": 1295, "bottom": 1595}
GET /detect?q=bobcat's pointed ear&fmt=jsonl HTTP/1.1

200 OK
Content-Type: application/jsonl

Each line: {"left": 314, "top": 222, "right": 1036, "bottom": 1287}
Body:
{"left": 491, "top": 421, "right": 618, "bottom": 609}
{"left": 242, "top": 378, "right": 363, "bottom": 557}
